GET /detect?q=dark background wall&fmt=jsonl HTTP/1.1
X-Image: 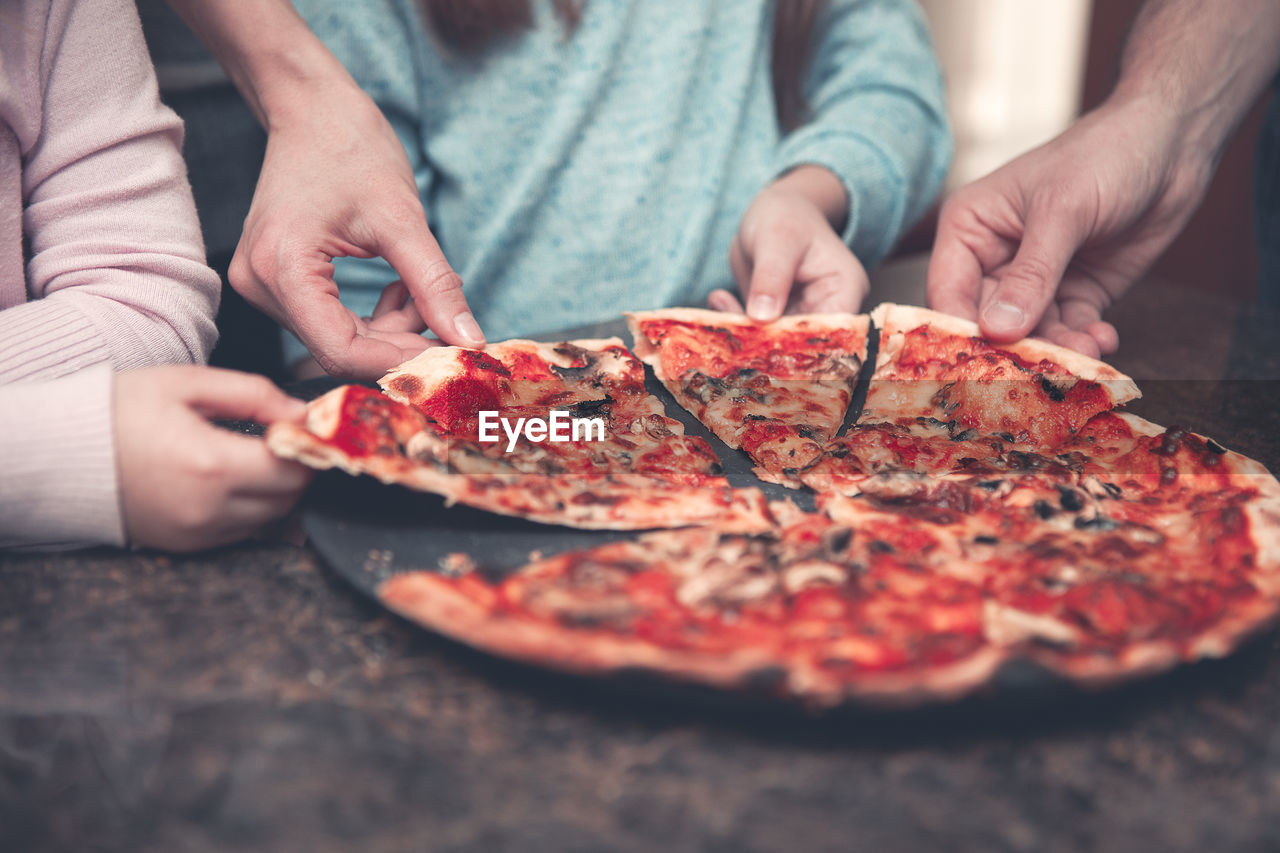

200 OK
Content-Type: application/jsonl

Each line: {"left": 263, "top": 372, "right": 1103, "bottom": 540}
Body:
{"left": 1082, "top": 0, "right": 1269, "bottom": 299}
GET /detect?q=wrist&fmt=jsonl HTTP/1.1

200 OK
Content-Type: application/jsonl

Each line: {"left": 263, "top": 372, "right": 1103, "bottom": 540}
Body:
{"left": 770, "top": 165, "right": 850, "bottom": 233}
{"left": 167, "top": 0, "right": 360, "bottom": 130}
{"left": 1092, "top": 92, "right": 1221, "bottom": 187}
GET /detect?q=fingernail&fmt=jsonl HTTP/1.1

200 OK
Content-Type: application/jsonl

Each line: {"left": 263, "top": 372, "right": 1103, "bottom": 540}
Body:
{"left": 748, "top": 294, "right": 778, "bottom": 321}
{"left": 982, "top": 302, "right": 1024, "bottom": 333}
{"left": 453, "top": 312, "right": 485, "bottom": 345}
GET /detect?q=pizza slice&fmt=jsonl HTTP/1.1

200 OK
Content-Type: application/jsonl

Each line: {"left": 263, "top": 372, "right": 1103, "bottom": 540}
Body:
{"left": 863, "top": 303, "right": 1140, "bottom": 448}
{"left": 267, "top": 384, "right": 774, "bottom": 532}
{"left": 378, "top": 337, "right": 737, "bottom": 488}
{"left": 626, "top": 308, "right": 870, "bottom": 487}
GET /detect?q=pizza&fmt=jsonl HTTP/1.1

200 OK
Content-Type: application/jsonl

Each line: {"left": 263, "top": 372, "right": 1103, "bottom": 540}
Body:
{"left": 269, "top": 303, "right": 1280, "bottom": 707}
{"left": 378, "top": 414, "right": 1280, "bottom": 706}
{"left": 267, "top": 339, "right": 773, "bottom": 531}
{"left": 626, "top": 308, "right": 869, "bottom": 486}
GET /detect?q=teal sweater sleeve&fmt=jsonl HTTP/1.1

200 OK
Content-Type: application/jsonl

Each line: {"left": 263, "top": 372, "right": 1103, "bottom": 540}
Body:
{"left": 292, "top": 0, "right": 951, "bottom": 345}
{"left": 775, "top": 0, "right": 952, "bottom": 266}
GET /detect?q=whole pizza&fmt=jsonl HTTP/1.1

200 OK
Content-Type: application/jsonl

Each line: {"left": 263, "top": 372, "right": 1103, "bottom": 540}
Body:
{"left": 268, "top": 304, "right": 1280, "bottom": 708}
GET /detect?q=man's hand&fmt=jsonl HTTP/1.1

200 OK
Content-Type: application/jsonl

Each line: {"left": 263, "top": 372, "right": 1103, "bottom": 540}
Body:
{"left": 927, "top": 100, "right": 1214, "bottom": 358}
{"left": 230, "top": 87, "right": 483, "bottom": 380}
{"left": 162, "top": 0, "right": 484, "bottom": 381}
{"left": 114, "top": 366, "right": 313, "bottom": 552}
{"left": 709, "top": 165, "right": 869, "bottom": 318}
{"left": 927, "top": 0, "right": 1280, "bottom": 358}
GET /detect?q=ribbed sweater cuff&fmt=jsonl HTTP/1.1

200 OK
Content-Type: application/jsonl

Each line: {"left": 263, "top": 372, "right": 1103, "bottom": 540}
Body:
{"left": 0, "top": 364, "right": 124, "bottom": 549}
{"left": 0, "top": 299, "right": 114, "bottom": 382}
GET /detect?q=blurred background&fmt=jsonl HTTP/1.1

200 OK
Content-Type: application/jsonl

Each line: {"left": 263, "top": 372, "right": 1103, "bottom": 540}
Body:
{"left": 141, "top": 0, "right": 1270, "bottom": 359}
{"left": 910, "top": 0, "right": 1265, "bottom": 301}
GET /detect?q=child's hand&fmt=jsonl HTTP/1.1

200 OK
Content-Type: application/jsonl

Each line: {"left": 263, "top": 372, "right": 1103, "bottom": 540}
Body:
{"left": 709, "top": 166, "right": 869, "bottom": 319}
{"left": 114, "top": 367, "right": 314, "bottom": 552}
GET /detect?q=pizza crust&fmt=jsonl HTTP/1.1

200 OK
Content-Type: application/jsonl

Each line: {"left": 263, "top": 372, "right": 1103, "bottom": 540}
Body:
{"left": 870, "top": 302, "right": 1141, "bottom": 400}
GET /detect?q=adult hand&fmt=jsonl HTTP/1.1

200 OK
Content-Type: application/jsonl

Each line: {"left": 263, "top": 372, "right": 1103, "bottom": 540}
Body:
{"left": 114, "top": 366, "right": 313, "bottom": 552}
{"left": 709, "top": 166, "right": 869, "bottom": 318}
{"left": 927, "top": 99, "right": 1216, "bottom": 357}
{"left": 229, "top": 85, "right": 484, "bottom": 380}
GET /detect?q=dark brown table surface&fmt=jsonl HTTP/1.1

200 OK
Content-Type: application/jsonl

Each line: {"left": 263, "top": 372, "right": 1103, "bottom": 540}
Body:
{"left": 4, "top": 279, "right": 1280, "bottom": 852}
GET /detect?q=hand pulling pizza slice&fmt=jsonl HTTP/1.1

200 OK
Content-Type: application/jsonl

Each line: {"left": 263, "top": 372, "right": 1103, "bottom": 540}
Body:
{"left": 267, "top": 384, "right": 774, "bottom": 532}
{"left": 625, "top": 308, "right": 870, "bottom": 487}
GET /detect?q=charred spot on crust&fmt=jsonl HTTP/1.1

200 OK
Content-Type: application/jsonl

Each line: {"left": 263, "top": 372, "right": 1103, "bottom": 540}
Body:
{"left": 1155, "top": 425, "right": 1187, "bottom": 456}
{"left": 1205, "top": 438, "right": 1228, "bottom": 455}
{"left": 1038, "top": 374, "right": 1067, "bottom": 402}
{"left": 1074, "top": 515, "right": 1118, "bottom": 531}
{"left": 951, "top": 428, "right": 977, "bottom": 442}
{"left": 1056, "top": 485, "right": 1084, "bottom": 512}
{"left": 388, "top": 374, "right": 423, "bottom": 398}
{"left": 1007, "top": 451, "right": 1048, "bottom": 471}
{"left": 682, "top": 371, "right": 731, "bottom": 404}
{"left": 868, "top": 540, "right": 895, "bottom": 554}
{"left": 566, "top": 396, "right": 612, "bottom": 418}
{"left": 974, "top": 535, "right": 998, "bottom": 545}
{"left": 552, "top": 342, "right": 591, "bottom": 364}
{"left": 459, "top": 349, "right": 511, "bottom": 377}
{"left": 1034, "top": 500, "right": 1057, "bottom": 520}
{"left": 568, "top": 492, "right": 626, "bottom": 507}
{"left": 822, "top": 526, "right": 854, "bottom": 556}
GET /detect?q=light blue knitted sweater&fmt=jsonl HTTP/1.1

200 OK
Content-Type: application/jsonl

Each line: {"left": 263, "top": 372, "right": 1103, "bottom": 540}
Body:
{"left": 296, "top": 0, "right": 951, "bottom": 341}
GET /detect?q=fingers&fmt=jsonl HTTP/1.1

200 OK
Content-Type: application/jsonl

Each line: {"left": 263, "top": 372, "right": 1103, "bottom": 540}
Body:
{"left": 978, "top": 206, "right": 1087, "bottom": 342}
{"left": 376, "top": 225, "right": 485, "bottom": 348}
{"left": 176, "top": 367, "right": 307, "bottom": 423}
{"left": 1088, "top": 321, "right": 1120, "bottom": 355}
{"left": 708, "top": 288, "right": 745, "bottom": 313}
{"left": 744, "top": 229, "right": 806, "bottom": 322}
{"left": 368, "top": 280, "right": 428, "bottom": 335}
{"left": 283, "top": 289, "right": 429, "bottom": 380}
{"left": 198, "top": 424, "right": 314, "bottom": 496}
{"left": 793, "top": 242, "right": 867, "bottom": 314}
{"left": 926, "top": 201, "right": 988, "bottom": 322}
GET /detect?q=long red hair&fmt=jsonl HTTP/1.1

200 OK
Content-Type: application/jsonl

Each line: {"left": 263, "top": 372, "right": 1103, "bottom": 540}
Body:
{"left": 417, "top": 0, "right": 825, "bottom": 131}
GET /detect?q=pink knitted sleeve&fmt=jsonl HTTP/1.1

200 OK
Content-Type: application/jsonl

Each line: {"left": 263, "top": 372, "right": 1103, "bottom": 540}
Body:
{"left": 0, "top": 0, "right": 223, "bottom": 549}
{"left": 0, "top": 0, "right": 220, "bottom": 384}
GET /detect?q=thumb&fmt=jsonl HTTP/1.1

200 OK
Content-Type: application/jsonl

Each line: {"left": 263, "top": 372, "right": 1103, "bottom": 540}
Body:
{"left": 980, "top": 208, "right": 1086, "bottom": 342}
{"left": 377, "top": 224, "right": 485, "bottom": 348}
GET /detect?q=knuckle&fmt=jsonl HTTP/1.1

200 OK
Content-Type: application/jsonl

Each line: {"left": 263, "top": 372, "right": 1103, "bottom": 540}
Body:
{"left": 1006, "top": 255, "right": 1059, "bottom": 293}
{"left": 378, "top": 197, "right": 428, "bottom": 233}
{"left": 312, "top": 349, "right": 345, "bottom": 379}
{"left": 417, "top": 261, "right": 464, "bottom": 300}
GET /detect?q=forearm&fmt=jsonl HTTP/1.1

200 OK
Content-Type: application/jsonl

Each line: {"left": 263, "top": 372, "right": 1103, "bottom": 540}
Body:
{"left": 163, "top": 0, "right": 364, "bottom": 129}
{"left": 774, "top": 0, "right": 951, "bottom": 266}
{"left": 1110, "top": 0, "right": 1280, "bottom": 162}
